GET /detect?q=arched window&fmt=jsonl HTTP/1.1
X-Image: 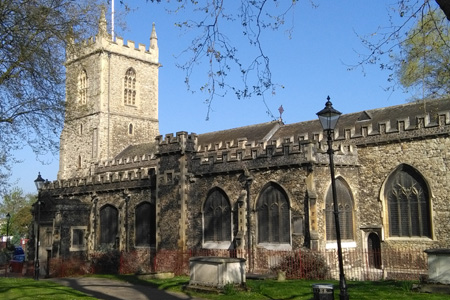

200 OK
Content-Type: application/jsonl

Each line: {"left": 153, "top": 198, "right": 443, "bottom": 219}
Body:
{"left": 203, "top": 188, "right": 231, "bottom": 242}
{"left": 325, "top": 177, "right": 354, "bottom": 241}
{"left": 78, "top": 69, "right": 87, "bottom": 104}
{"left": 385, "top": 164, "right": 431, "bottom": 238}
{"left": 100, "top": 205, "right": 118, "bottom": 245}
{"left": 124, "top": 68, "right": 136, "bottom": 105}
{"left": 257, "top": 183, "right": 290, "bottom": 244}
{"left": 135, "top": 202, "right": 156, "bottom": 246}
{"left": 128, "top": 123, "right": 133, "bottom": 135}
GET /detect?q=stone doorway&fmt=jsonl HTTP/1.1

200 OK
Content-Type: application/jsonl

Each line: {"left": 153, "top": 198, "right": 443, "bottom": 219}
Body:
{"left": 367, "top": 232, "right": 381, "bottom": 269}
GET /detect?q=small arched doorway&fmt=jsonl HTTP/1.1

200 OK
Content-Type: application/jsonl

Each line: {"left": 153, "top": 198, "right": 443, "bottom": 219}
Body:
{"left": 368, "top": 232, "right": 381, "bottom": 269}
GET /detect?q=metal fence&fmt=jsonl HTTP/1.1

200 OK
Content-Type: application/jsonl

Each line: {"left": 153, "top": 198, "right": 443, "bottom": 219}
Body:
{"left": 45, "top": 247, "right": 428, "bottom": 281}
{"left": 152, "top": 248, "right": 428, "bottom": 281}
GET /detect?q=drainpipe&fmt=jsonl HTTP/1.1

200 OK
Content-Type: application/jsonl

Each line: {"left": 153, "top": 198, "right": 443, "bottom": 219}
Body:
{"left": 245, "top": 175, "right": 253, "bottom": 272}
{"left": 125, "top": 194, "right": 130, "bottom": 252}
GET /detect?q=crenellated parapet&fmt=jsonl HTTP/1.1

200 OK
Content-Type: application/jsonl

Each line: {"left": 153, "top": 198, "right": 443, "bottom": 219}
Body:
{"left": 190, "top": 135, "right": 357, "bottom": 176}
{"left": 156, "top": 131, "right": 197, "bottom": 155}
{"left": 331, "top": 99, "right": 450, "bottom": 146}
{"left": 66, "top": 11, "right": 158, "bottom": 65}
{"left": 96, "top": 153, "right": 155, "bottom": 171}
{"left": 42, "top": 164, "right": 156, "bottom": 195}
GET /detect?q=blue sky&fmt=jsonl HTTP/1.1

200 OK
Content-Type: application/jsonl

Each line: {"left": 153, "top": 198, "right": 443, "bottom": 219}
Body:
{"left": 11, "top": 1, "right": 424, "bottom": 194}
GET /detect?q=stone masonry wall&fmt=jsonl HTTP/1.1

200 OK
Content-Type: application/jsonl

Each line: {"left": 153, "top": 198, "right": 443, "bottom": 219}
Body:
{"left": 357, "top": 135, "right": 450, "bottom": 251}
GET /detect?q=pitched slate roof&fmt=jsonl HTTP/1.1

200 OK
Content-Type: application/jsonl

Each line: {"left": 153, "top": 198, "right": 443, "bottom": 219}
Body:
{"left": 271, "top": 98, "right": 450, "bottom": 141}
{"left": 196, "top": 121, "right": 282, "bottom": 147}
{"left": 114, "top": 98, "right": 450, "bottom": 159}
{"left": 115, "top": 142, "right": 156, "bottom": 160}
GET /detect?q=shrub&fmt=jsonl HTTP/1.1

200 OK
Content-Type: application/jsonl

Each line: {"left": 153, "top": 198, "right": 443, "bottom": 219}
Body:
{"left": 272, "top": 248, "right": 330, "bottom": 279}
{"left": 50, "top": 257, "right": 90, "bottom": 277}
{"left": 90, "top": 250, "right": 121, "bottom": 274}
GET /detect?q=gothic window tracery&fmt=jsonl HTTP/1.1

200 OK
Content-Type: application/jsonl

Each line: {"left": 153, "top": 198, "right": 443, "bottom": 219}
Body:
{"left": 257, "top": 183, "right": 290, "bottom": 244}
{"left": 203, "top": 188, "right": 231, "bottom": 242}
{"left": 135, "top": 202, "right": 156, "bottom": 246}
{"left": 385, "top": 164, "right": 431, "bottom": 238}
{"left": 100, "top": 205, "right": 118, "bottom": 245}
{"left": 124, "top": 68, "right": 136, "bottom": 106}
{"left": 78, "top": 69, "right": 87, "bottom": 104}
{"left": 325, "top": 178, "right": 354, "bottom": 241}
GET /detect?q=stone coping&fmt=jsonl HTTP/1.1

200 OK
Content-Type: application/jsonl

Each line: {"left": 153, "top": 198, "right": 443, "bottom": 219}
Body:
{"left": 189, "top": 256, "right": 246, "bottom": 263}
{"left": 424, "top": 248, "right": 450, "bottom": 254}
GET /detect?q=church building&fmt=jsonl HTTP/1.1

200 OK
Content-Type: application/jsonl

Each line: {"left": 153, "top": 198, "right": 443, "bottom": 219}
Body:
{"left": 32, "top": 12, "right": 450, "bottom": 278}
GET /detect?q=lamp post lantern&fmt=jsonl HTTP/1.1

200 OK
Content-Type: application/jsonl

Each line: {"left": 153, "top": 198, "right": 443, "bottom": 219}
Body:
{"left": 317, "top": 96, "right": 349, "bottom": 300}
{"left": 34, "top": 172, "right": 45, "bottom": 280}
{"left": 6, "top": 213, "right": 10, "bottom": 248}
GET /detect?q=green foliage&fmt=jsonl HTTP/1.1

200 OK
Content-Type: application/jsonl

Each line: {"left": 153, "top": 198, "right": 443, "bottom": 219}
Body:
{"left": 0, "top": 278, "right": 97, "bottom": 300}
{"left": 0, "top": 0, "right": 102, "bottom": 190}
{"left": 223, "top": 283, "right": 238, "bottom": 295}
{"left": 0, "top": 187, "right": 35, "bottom": 243}
{"left": 271, "top": 248, "right": 330, "bottom": 279}
{"left": 108, "top": 275, "right": 450, "bottom": 300}
{"left": 397, "top": 8, "right": 450, "bottom": 98}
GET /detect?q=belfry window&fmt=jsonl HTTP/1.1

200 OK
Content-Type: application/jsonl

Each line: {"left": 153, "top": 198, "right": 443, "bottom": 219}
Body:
{"left": 78, "top": 69, "right": 87, "bottom": 104}
{"left": 135, "top": 202, "right": 156, "bottom": 246}
{"left": 257, "top": 183, "right": 290, "bottom": 244}
{"left": 325, "top": 177, "right": 354, "bottom": 241}
{"left": 124, "top": 68, "right": 136, "bottom": 106}
{"left": 100, "top": 205, "right": 118, "bottom": 245}
{"left": 203, "top": 188, "right": 231, "bottom": 242}
{"left": 385, "top": 164, "right": 431, "bottom": 238}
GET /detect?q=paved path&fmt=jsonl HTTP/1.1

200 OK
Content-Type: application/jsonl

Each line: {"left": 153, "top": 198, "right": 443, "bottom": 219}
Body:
{"left": 49, "top": 277, "right": 205, "bottom": 300}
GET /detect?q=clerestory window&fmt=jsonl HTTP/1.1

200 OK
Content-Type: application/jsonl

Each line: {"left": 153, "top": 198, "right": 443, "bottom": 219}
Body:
{"left": 124, "top": 68, "right": 136, "bottom": 106}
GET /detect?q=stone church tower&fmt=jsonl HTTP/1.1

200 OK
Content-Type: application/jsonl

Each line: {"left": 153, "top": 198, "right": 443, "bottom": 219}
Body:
{"left": 58, "top": 11, "right": 160, "bottom": 180}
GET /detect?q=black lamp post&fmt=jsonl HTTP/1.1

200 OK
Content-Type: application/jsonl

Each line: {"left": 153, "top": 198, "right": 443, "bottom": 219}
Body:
{"left": 317, "top": 96, "right": 349, "bottom": 300}
{"left": 6, "top": 213, "right": 10, "bottom": 248}
{"left": 34, "top": 172, "right": 45, "bottom": 280}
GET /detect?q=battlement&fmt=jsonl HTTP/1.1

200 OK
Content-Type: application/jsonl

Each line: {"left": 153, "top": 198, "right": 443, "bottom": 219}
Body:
{"left": 67, "top": 13, "right": 158, "bottom": 65}
{"left": 156, "top": 131, "right": 197, "bottom": 154}
{"left": 43, "top": 165, "right": 155, "bottom": 193}
{"left": 331, "top": 102, "right": 450, "bottom": 146}
{"left": 193, "top": 135, "right": 355, "bottom": 166}
{"left": 96, "top": 153, "right": 155, "bottom": 170}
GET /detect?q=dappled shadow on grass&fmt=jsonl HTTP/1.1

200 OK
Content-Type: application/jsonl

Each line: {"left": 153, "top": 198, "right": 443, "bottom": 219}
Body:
{"left": 51, "top": 276, "right": 201, "bottom": 300}
{"left": 95, "top": 274, "right": 190, "bottom": 291}
{"left": 0, "top": 277, "right": 96, "bottom": 299}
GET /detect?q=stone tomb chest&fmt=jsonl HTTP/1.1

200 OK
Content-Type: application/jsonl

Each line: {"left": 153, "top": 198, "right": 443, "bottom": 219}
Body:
{"left": 189, "top": 256, "right": 246, "bottom": 289}
{"left": 425, "top": 249, "right": 450, "bottom": 284}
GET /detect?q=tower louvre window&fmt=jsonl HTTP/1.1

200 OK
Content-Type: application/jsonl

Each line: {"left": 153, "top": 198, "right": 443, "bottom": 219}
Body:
{"left": 124, "top": 68, "right": 136, "bottom": 106}
{"left": 78, "top": 70, "right": 87, "bottom": 104}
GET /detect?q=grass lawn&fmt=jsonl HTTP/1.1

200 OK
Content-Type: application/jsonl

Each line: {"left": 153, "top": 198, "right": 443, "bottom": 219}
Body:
{"left": 1, "top": 275, "right": 449, "bottom": 300}
{"left": 0, "top": 277, "right": 96, "bottom": 299}
{"left": 94, "top": 274, "right": 450, "bottom": 300}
